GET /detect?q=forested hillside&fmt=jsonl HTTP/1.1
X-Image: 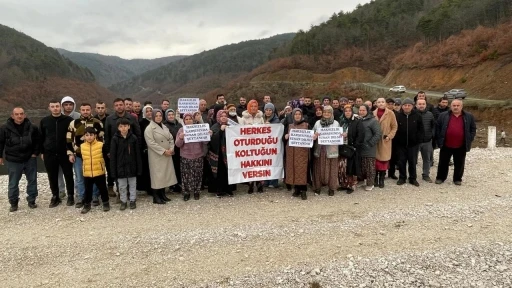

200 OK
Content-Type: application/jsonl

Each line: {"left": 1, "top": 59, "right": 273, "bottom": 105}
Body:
{"left": 0, "top": 24, "right": 94, "bottom": 87}
{"left": 109, "top": 33, "right": 295, "bottom": 99}
{"left": 57, "top": 49, "right": 186, "bottom": 86}
{"left": 0, "top": 24, "right": 116, "bottom": 109}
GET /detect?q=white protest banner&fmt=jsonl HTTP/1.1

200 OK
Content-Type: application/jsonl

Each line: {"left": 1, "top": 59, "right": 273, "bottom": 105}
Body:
{"left": 183, "top": 123, "right": 211, "bottom": 143}
{"left": 289, "top": 129, "right": 314, "bottom": 148}
{"left": 317, "top": 127, "right": 344, "bottom": 145}
{"left": 227, "top": 118, "right": 239, "bottom": 126}
{"left": 226, "top": 124, "right": 284, "bottom": 184}
{"left": 177, "top": 98, "right": 200, "bottom": 114}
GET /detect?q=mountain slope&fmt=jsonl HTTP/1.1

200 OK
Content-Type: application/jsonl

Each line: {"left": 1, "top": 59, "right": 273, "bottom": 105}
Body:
{"left": 109, "top": 33, "right": 295, "bottom": 101}
{"left": 0, "top": 24, "right": 117, "bottom": 109}
{"left": 57, "top": 49, "right": 186, "bottom": 87}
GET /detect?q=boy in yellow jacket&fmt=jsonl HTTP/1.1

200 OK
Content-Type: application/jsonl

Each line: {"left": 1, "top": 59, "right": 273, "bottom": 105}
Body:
{"left": 80, "top": 127, "right": 110, "bottom": 214}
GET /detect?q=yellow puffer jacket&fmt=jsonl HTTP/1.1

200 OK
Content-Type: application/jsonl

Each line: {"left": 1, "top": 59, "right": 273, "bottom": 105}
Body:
{"left": 80, "top": 140, "right": 106, "bottom": 177}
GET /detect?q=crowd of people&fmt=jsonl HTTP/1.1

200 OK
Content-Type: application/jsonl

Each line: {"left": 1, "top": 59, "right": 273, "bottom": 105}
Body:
{"left": 0, "top": 92, "right": 477, "bottom": 213}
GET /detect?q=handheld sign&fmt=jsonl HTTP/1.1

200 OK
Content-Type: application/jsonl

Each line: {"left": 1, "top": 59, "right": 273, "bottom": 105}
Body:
{"left": 227, "top": 118, "right": 239, "bottom": 126}
{"left": 177, "top": 98, "right": 200, "bottom": 114}
{"left": 288, "top": 129, "right": 314, "bottom": 148}
{"left": 183, "top": 123, "right": 210, "bottom": 143}
{"left": 226, "top": 124, "right": 284, "bottom": 184}
{"left": 317, "top": 127, "right": 343, "bottom": 145}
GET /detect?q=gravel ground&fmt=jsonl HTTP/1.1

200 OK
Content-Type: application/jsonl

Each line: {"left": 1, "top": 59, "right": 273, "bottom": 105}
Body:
{"left": 1, "top": 148, "right": 512, "bottom": 288}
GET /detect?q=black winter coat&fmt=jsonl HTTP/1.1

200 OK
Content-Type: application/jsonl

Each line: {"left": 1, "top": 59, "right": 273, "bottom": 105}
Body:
{"left": 395, "top": 110, "right": 425, "bottom": 147}
{"left": 345, "top": 117, "right": 365, "bottom": 177}
{"left": 0, "top": 118, "right": 40, "bottom": 163}
{"left": 104, "top": 112, "right": 141, "bottom": 155}
{"left": 109, "top": 131, "right": 142, "bottom": 179}
{"left": 39, "top": 114, "right": 73, "bottom": 156}
{"left": 436, "top": 110, "right": 476, "bottom": 152}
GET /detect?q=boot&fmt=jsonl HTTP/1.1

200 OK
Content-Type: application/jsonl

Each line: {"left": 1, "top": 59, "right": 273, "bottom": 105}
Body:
{"left": 328, "top": 189, "right": 334, "bottom": 196}
{"left": 194, "top": 192, "right": 200, "bottom": 200}
{"left": 257, "top": 182, "right": 264, "bottom": 193}
{"left": 81, "top": 204, "right": 91, "bottom": 214}
{"left": 292, "top": 187, "right": 301, "bottom": 197}
{"left": 161, "top": 190, "right": 171, "bottom": 202}
{"left": 374, "top": 173, "right": 379, "bottom": 188}
{"left": 120, "top": 202, "right": 127, "bottom": 210}
{"left": 378, "top": 171, "right": 385, "bottom": 188}
{"left": 9, "top": 199, "right": 19, "bottom": 212}
{"left": 49, "top": 196, "right": 61, "bottom": 208}
{"left": 286, "top": 184, "right": 292, "bottom": 191}
{"left": 103, "top": 202, "right": 111, "bottom": 212}
{"left": 183, "top": 193, "right": 190, "bottom": 201}
{"left": 247, "top": 183, "right": 254, "bottom": 194}
{"left": 301, "top": 187, "right": 307, "bottom": 200}
{"left": 153, "top": 189, "right": 166, "bottom": 205}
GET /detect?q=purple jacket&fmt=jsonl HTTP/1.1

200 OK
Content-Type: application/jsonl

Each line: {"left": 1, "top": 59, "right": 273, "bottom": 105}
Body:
{"left": 175, "top": 127, "right": 208, "bottom": 159}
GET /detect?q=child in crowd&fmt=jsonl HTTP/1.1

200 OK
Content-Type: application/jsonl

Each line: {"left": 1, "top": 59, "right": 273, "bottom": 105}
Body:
{"left": 80, "top": 127, "right": 110, "bottom": 214}
{"left": 110, "top": 119, "right": 142, "bottom": 210}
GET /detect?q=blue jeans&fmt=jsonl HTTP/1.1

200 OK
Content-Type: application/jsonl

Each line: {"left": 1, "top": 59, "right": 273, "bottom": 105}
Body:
{"left": 74, "top": 157, "right": 99, "bottom": 200}
{"left": 8, "top": 157, "right": 38, "bottom": 202}
{"left": 264, "top": 179, "right": 279, "bottom": 187}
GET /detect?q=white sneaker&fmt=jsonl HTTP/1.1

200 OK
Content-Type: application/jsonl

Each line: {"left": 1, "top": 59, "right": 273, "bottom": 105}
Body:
{"left": 365, "top": 185, "right": 374, "bottom": 191}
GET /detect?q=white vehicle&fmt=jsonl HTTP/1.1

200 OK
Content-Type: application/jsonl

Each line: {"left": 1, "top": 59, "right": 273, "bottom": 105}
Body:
{"left": 389, "top": 85, "right": 406, "bottom": 93}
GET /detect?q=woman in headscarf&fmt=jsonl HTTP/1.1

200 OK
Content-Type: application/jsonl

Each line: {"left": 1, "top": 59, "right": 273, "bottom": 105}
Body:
{"left": 144, "top": 109, "right": 178, "bottom": 204}
{"left": 372, "top": 97, "right": 397, "bottom": 188}
{"left": 283, "top": 108, "right": 310, "bottom": 200}
{"left": 262, "top": 102, "right": 281, "bottom": 189}
{"left": 208, "top": 110, "right": 235, "bottom": 197}
{"left": 312, "top": 106, "right": 340, "bottom": 196}
{"left": 338, "top": 105, "right": 365, "bottom": 194}
{"left": 238, "top": 99, "right": 265, "bottom": 193}
{"left": 163, "top": 109, "right": 183, "bottom": 193}
{"left": 193, "top": 111, "right": 204, "bottom": 124}
{"left": 175, "top": 113, "right": 211, "bottom": 201}
{"left": 358, "top": 104, "right": 382, "bottom": 191}
{"left": 136, "top": 105, "right": 153, "bottom": 195}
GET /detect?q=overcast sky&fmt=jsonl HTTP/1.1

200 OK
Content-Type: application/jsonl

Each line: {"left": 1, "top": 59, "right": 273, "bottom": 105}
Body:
{"left": 1, "top": 0, "right": 369, "bottom": 59}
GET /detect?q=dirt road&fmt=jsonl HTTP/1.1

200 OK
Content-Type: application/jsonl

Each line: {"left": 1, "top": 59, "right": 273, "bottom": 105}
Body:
{"left": 1, "top": 148, "right": 511, "bottom": 287}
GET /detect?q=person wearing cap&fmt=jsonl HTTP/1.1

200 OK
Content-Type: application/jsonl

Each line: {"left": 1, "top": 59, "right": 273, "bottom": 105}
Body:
{"left": 226, "top": 104, "right": 240, "bottom": 124}
{"left": 395, "top": 98, "right": 424, "bottom": 186}
{"left": 386, "top": 98, "right": 395, "bottom": 111}
{"left": 393, "top": 98, "right": 402, "bottom": 112}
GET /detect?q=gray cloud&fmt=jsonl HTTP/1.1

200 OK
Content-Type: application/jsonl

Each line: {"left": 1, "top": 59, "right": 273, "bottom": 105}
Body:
{"left": 0, "top": 0, "right": 369, "bottom": 59}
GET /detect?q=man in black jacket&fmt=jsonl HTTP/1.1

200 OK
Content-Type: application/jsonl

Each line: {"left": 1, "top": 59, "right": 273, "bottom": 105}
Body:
{"left": 40, "top": 100, "right": 75, "bottom": 208}
{"left": 0, "top": 108, "right": 40, "bottom": 212}
{"left": 301, "top": 96, "right": 315, "bottom": 122}
{"left": 104, "top": 98, "right": 141, "bottom": 156}
{"left": 435, "top": 99, "right": 476, "bottom": 185}
{"left": 416, "top": 99, "right": 436, "bottom": 183}
{"left": 94, "top": 101, "right": 114, "bottom": 193}
{"left": 395, "top": 98, "right": 424, "bottom": 186}
{"left": 236, "top": 97, "right": 247, "bottom": 117}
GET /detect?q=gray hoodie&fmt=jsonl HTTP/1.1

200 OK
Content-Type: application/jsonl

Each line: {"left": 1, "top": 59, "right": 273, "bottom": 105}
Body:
{"left": 61, "top": 96, "right": 81, "bottom": 120}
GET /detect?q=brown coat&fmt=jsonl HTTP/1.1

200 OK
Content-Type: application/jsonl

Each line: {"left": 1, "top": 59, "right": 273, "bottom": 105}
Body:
{"left": 285, "top": 121, "right": 310, "bottom": 185}
{"left": 373, "top": 108, "right": 398, "bottom": 161}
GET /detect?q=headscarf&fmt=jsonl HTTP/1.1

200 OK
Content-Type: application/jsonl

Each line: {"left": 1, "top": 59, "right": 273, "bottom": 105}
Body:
{"left": 216, "top": 110, "right": 228, "bottom": 125}
{"left": 165, "top": 109, "right": 176, "bottom": 124}
{"left": 320, "top": 105, "right": 334, "bottom": 127}
{"left": 142, "top": 105, "right": 153, "bottom": 119}
{"left": 263, "top": 103, "right": 276, "bottom": 122}
{"left": 359, "top": 104, "right": 371, "bottom": 118}
{"left": 291, "top": 108, "right": 304, "bottom": 124}
{"left": 213, "top": 104, "right": 225, "bottom": 123}
{"left": 247, "top": 99, "right": 259, "bottom": 115}
{"left": 182, "top": 113, "right": 193, "bottom": 124}
{"left": 152, "top": 109, "right": 163, "bottom": 126}
{"left": 340, "top": 105, "right": 355, "bottom": 129}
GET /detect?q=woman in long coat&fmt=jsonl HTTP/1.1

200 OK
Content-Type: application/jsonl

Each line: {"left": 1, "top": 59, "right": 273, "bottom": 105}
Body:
{"left": 338, "top": 105, "right": 365, "bottom": 194}
{"left": 373, "top": 97, "right": 397, "bottom": 188}
{"left": 283, "top": 108, "right": 310, "bottom": 200}
{"left": 358, "top": 105, "right": 382, "bottom": 191}
{"left": 163, "top": 109, "right": 182, "bottom": 193}
{"left": 208, "top": 110, "right": 235, "bottom": 197}
{"left": 312, "top": 105, "right": 340, "bottom": 196}
{"left": 145, "top": 109, "right": 178, "bottom": 204}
